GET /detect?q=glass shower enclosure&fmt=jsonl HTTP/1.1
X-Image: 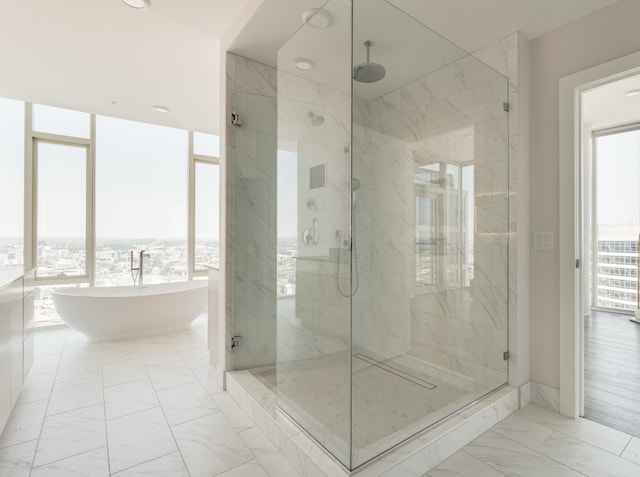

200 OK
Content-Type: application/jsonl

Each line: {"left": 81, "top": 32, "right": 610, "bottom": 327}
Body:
{"left": 276, "top": 0, "right": 509, "bottom": 470}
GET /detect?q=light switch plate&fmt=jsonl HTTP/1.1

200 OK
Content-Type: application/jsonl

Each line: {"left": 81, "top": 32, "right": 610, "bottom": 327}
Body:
{"left": 533, "top": 231, "right": 554, "bottom": 251}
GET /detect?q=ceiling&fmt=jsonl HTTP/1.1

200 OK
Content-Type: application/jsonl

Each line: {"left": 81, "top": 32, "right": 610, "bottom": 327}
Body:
{"left": 583, "top": 74, "right": 640, "bottom": 130}
{"left": 0, "top": 0, "right": 621, "bottom": 135}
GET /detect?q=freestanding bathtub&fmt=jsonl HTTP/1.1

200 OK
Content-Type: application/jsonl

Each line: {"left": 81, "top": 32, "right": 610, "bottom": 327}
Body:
{"left": 51, "top": 280, "right": 208, "bottom": 342}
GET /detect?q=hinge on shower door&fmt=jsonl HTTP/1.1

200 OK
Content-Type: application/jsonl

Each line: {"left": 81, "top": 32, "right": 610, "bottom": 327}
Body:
{"left": 503, "top": 102, "right": 510, "bottom": 112}
{"left": 231, "top": 335, "right": 242, "bottom": 351}
{"left": 503, "top": 351, "right": 510, "bottom": 361}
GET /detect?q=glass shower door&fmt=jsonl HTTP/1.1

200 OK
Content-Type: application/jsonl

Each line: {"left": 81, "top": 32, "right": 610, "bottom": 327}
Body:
{"left": 350, "top": 0, "right": 509, "bottom": 467}
{"left": 276, "top": 0, "right": 353, "bottom": 467}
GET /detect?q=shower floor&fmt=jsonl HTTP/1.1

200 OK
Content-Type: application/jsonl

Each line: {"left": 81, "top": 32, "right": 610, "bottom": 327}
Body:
{"left": 251, "top": 351, "right": 491, "bottom": 466}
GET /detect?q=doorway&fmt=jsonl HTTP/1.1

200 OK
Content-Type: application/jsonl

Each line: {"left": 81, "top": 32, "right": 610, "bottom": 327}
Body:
{"left": 558, "top": 50, "right": 640, "bottom": 421}
{"left": 579, "top": 77, "right": 640, "bottom": 435}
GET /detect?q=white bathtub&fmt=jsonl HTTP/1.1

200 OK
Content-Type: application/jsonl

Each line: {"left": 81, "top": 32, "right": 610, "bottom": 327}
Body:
{"left": 52, "top": 280, "right": 208, "bottom": 342}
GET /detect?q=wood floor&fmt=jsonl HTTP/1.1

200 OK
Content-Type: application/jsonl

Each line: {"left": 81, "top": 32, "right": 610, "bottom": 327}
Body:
{"left": 584, "top": 309, "right": 640, "bottom": 436}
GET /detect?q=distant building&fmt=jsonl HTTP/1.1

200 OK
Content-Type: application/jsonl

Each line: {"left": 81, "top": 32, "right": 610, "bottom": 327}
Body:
{"left": 595, "top": 224, "right": 639, "bottom": 311}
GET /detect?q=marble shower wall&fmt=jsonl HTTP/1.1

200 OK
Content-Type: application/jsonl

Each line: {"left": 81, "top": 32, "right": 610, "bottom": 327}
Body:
{"left": 225, "top": 53, "right": 278, "bottom": 370}
{"left": 354, "top": 50, "right": 510, "bottom": 387}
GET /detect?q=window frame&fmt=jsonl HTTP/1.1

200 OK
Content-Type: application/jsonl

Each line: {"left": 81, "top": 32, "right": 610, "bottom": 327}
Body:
{"left": 26, "top": 104, "right": 95, "bottom": 285}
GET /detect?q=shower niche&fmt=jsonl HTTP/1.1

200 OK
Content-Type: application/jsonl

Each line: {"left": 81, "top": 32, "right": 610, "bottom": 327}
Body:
{"left": 274, "top": 0, "right": 509, "bottom": 470}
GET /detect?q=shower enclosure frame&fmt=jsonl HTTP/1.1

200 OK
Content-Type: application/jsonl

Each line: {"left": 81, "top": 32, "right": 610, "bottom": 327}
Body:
{"left": 274, "top": 0, "right": 510, "bottom": 470}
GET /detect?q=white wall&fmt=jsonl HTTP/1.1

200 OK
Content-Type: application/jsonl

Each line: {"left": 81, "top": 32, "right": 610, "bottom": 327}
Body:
{"left": 530, "top": 0, "right": 640, "bottom": 389}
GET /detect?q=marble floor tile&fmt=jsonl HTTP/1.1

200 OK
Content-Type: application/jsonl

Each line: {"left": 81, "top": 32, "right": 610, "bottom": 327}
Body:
{"left": 102, "top": 357, "right": 148, "bottom": 387}
{"left": 426, "top": 450, "right": 507, "bottom": 476}
{"left": 537, "top": 432, "right": 640, "bottom": 477}
{"left": 517, "top": 404, "right": 632, "bottom": 455}
{"left": 172, "top": 412, "right": 254, "bottom": 477}
{"left": 55, "top": 355, "right": 103, "bottom": 383}
{"left": 104, "top": 379, "right": 159, "bottom": 420}
{"left": 0, "top": 439, "right": 38, "bottom": 477}
{"left": 240, "top": 426, "right": 302, "bottom": 477}
{"left": 491, "top": 413, "right": 554, "bottom": 450}
{"left": 146, "top": 360, "right": 197, "bottom": 390}
{"left": 0, "top": 399, "right": 48, "bottom": 449}
{"left": 177, "top": 348, "right": 211, "bottom": 369}
{"left": 16, "top": 371, "right": 56, "bottom": 404}
{"left": 212, "top": 391, "right": 256, "bottom": 432}
{"left": 138, "top": 343, "right": 181, "bottom": 366}
{"left": 169, "top": 331, "right": 206, "bottom": 351}
{"left": 34, "top": 404, "right": 106, "bottom": 467}
{"left": 622, "top": 437, "right": 640, "bottom": 465}
{"left": 47, "top": 375, "right": 104, "bottom": 416}
{"left": 29, "top": 351, "right": 62, "bottom": 376}
{"left": 157, "top": 381, "right": 218, "bottom": 426}
{"left": 192, "top": 365, "right": 223, "bottom": 396}
{"left": 111, "top": 451, "right": 189, "bottom": 476}
{"left": 30, "top": 446, "right": 109, "bottom": 477}
{"left": 100, "top": 342, "right": 140, "bottom": 363}
{"left": 217, "top": 460, "right": 270, "bottom": 477}
{"left": 463, "top": 430, "right": 583, "bottom": 476}
{"left": 106, "top": 407, "right": 177, "bottom": 473}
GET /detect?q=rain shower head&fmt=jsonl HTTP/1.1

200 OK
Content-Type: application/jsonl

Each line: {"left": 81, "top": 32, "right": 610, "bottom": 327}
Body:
{"left": 353, "top": 41, "right": 386, "bottom": 83}
{"left": 351, "top": 178, "right": 361, "bottom": 191}
{"left": 307, "top": 110, "right": 325, "bottom": 126}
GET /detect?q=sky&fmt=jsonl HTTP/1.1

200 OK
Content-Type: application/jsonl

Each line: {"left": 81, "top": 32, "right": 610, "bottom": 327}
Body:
{"left": 596, "top": 129, "right": 640, "bottom": 227}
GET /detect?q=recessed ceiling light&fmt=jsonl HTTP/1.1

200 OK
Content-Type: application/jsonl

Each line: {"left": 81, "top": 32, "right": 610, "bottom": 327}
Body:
{"left": 302, "top": 8, "right": 333, "bottom": 28}
{"left": 121, "top": 0, "right": 150, "bottom": 9}
{"left": 152, "top": 105, "right": 170, "bottom": 113}
{"left": 293, "top": 58, "right": 314, "bottom": 71}
{"left": 625, "top": 89, "right": 640, "bottom": 97}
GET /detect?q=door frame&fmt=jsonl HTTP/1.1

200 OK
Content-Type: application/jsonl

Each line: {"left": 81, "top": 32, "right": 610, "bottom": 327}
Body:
{"left": 559, "top": 50, "right": 640, "bottom": 418}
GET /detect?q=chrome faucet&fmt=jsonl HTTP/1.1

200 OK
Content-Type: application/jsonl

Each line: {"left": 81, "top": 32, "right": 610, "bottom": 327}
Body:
{"left": 139, "top": 250, "right": 150, "bottom": 285}
{"left": 130, "top": 250, "right": 150, "bottom": 286}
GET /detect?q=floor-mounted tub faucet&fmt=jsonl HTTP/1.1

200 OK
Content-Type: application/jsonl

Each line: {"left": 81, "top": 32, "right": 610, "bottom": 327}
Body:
{"left": 130, "top": 250, "right": 150, "bottom": 286}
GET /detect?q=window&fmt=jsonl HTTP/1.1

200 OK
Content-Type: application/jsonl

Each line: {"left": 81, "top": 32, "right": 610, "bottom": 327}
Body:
{"left": 18, "top": 99, "right": 220, "bottom": 326}
{"left": 32, "top": 104, "right": 90, "bottom": 139}
{"left": 189, "top": 132, "right": 220, "bottom": 276}
{"left": 95, "top": 116, "right": 188, "bottom": 286}
{"left": 0, "top": 98, "right": 25, "bottom": 268}
{"left": 193, "top": 160, "right": 220, "bottom": 272}
{"left": 35, "top": 140, "right": 89, "bottom": 279}
{"left": 592, "top": 126, "right": 640, "bottom": 312}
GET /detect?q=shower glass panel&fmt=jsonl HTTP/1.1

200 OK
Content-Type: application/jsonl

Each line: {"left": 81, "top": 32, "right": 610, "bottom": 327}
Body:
{"left": 277, "top": 0, "right": 509, "bottom": 470}
{"left": 276, "top": 0, "right": 353, "bottom": 466}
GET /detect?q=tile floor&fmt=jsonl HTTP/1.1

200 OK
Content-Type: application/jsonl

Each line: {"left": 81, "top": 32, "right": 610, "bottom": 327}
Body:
{"left": 2, "top": 315, "right": 640, "bottom": 476}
